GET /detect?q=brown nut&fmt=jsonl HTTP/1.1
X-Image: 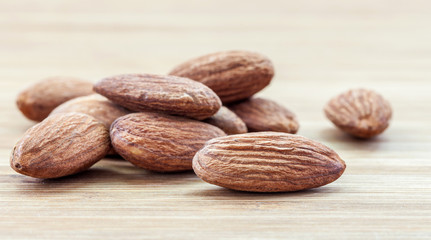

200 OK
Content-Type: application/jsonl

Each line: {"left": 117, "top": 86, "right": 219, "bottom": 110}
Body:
{"left": 111, "top": 112, "right": 226, "bottom": 172}
{"left": 204, "top": 106, "right": 247, "bottom": 135}
{"left": 169, "top": 50, "right": 274, "bottom": 104}
{"left": 324, "top": 89, "right": 392, "bottom": 138}
{"left": 94, "top": 73, "right": 221, "bottom": 120}
{"left": 16, "top": 76, "right": 94, "bottom": 121}
{"left": 229, "top": 97, "right": 299, "bottom": 133}
{"left": 193, "top": 132, "right": 346, "bottom": 192}
{"left": 10, "top": 113, "right": 111, "bottom": 178}
{"left": 50, "top": 94, "right": 131, "bottom": 129}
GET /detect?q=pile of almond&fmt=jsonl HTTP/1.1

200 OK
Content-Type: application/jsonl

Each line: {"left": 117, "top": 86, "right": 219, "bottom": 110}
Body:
{"left": 11, "top": 50, "right": 392, "bottom": 192}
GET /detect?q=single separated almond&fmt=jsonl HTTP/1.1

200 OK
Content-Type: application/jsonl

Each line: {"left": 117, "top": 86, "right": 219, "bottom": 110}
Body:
{"left": 111, "top": 112, "right": 226, "bottom": 172}
{"left": 94, "top": 74, "right": 221, "bottom": 120}
{"left": 50, "top": 94, "right": 131, "bottom": 129}
{"left": 16, "top": 76, "right": 94, "bottom": 121}
{"left": 193, "top": 132, "right": 346, "bottom": 192}
{"left": 228, "top": 97, "right": 299, "bottom": 133}
{"left": 204, "top": 106, "right": 247, "bottom": 135}
{"left": 324, "top": 89, "right": 392, "bottom": 138}
{"left": 169, "top": 50, "right": 274, "bottom": 104}
{"left": 10, "top": 113, "right": 111, "bottom": 179}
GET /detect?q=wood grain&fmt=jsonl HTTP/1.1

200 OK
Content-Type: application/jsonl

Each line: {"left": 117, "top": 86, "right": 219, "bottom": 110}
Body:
{"left": 1, "top": 0, "right": 431, "bottom": 239}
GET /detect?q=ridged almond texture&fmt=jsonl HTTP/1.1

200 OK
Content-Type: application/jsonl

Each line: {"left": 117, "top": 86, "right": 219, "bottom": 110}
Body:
{"left": 16, "top": 76, "right": 94, "bottom": 121}
{"left": 50, "top": 94, "right": 131, "bottom": 129}
{"left": 193, "top": 132, "right": 346, "bottom": 192}
{"left": 10, "top": 113, "right": 111, "bottom": 179}
{"left": 228, "top": 97, "right": 299, "bottom": 133}
{"left": 204, "top": 106, "right": 247, "bottom": 135}
{"left": 111, "top": 112, "right": 226, "bottom": 172}
{"left": 94, "top": 74, "right": 221, "bottom": 120}
{"left": 324, "top": 89, "right": 392, "bottom": 138}
{"left": 169, "top": 50, "right": 274, "bottom": 104}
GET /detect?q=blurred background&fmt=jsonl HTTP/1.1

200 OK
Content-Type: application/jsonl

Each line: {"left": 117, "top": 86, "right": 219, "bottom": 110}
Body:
{"left": 1, "top": 1, "right": 430, "bottom": 126}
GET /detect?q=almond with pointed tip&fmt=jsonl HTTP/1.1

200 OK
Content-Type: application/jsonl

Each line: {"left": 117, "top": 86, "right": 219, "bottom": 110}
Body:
{"left": 229, "top": 97, "right": 299, "bottom": 133}
{"left": 193, "top": 132, "right": 346, "bottom": 192}
{"left": 324, "top": 89, "right": 392, "bottom": 138}
{"left": 169, "top": 50, "right": 274, "bottom": 103}
{"left": 50, "top": 94, "right": 131, "bottom": 156}
{"left": 94, "top": 74, "right": 221, "bottom": 120}
{"left": 111, "top": 112, "right": 226, "bottom": 172}
{"left": 10, "top": 113, "right": 111, "bottom": 179}
{"left": 204, "top": 106, "right": 247, "bottom": 135}
{"left": 16, "top": 76, "right": 94, "bottom": 121}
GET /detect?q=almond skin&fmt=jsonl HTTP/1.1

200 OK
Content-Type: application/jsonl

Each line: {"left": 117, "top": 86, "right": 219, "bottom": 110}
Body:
{"left": 228, "top": 97, "right": 299, "bottom": 133}
{"left": 50, "top": 94, "right": 131, "bottom": 129}
{"left": 204, "top": 106, "right": 247, "bottom": 135}
{"left": 111, "top": 112, "right": 226, "bottom": 172}
{"left": 10, "top": 113, "right": 111, "bottom": 179}
{"left": 169, "top": 50, "right": 274, "bottom": 104}
{"left": 324, "top": 89, "right": 392, "bottom": 138}
{"left": 94, "top": 74, "right": 221, "bottom": 120}
{"left": 193, "top": 132, "right": 346, "bottom": 192}
{"left": 50, "top": 94, "right": 131, "bottom": 156}
{"left": 16, "top": 76, "right": 94, "bottom": 121}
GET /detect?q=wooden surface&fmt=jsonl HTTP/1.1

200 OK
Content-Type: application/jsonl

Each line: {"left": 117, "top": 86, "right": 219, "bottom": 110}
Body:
{"left": 1, "top": 1, "right": 431, "bottom": 239}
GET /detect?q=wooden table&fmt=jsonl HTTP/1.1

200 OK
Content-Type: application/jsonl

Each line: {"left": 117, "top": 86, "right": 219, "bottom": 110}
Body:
{"left": 1, "top": 1, "right": 430, "bottom": 239}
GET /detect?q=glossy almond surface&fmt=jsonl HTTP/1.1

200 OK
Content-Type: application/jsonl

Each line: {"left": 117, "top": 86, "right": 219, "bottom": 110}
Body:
{"left": 94, "top": 74, "right": 221, "bottom": 120}
{"left": 193, "top": 132, "right": 346, "bottom": 192}
{"left": 111, "top": 112, "right": 226, "bottom": 172}
{"left": 169, "top": 50, "right": 274, "bottom": 103}
{"left": 10, "top": 113, "right": 111, "bottom": 178}
{"left": 16, "top": 76, "right": 94, "bottom": 121}
{"left": 229, "top": 97, "right": 299, "bottom": 133}
{"left": 324, "top": 89, "right": 392, "bottom": 138}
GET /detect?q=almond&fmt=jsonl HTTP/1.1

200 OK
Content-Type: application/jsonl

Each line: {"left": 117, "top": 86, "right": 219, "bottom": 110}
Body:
{"left": 94, "top": 74, "right": 221, "bottom": 120}
{"left": 204, "top": 106, "right": 247, "bottom": 135}
{"left": 50, "top": 94, "right": 131, "bottom": 129}
{"left": 228, "top": 97, "right": 299, "bottom": 133}
{"left": 111, "top": 112, "right": 226, "bottom": 172}
{"left": 10, "top": 113, "right": 111, "bottom": 179}
{"left": 16, "top": 76, "right": 94, "bottom": 121}
{"left": 193, "top": 132, "right": 346, "bottom": 192}
{"left": 169, "top": 50, "right": 274, "bottom": 104}
{"left": 324, "top": 89, "right": 392, "bottom": 138}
